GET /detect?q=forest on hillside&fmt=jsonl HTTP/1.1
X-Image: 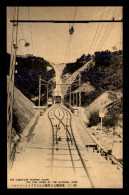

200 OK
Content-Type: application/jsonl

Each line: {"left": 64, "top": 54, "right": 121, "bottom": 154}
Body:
{"left": 7, "top": 53, "right": 56, "bottom": 106}
{"left": 64, "top": 50, "right": 123, "bottom": 107}
{"left": 61, "top": 54, "right": 92, "bottom": 77}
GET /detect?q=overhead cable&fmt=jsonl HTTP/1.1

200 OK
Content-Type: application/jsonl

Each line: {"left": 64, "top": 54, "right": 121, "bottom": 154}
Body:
{"left": 99, "top": 9, "right": 122, "bottom": 51}
{"left": 96, "top": 7, "right": 118, "bottom": 51}
{"left": 28, "top": 7, "right": 34, "bottom": 55}
{"left": 64, "top": 7, "right": 77, "bottom": 63}
{"left": 88, "top": 7, "right": 105, "bottom": 54}
{"left": 92, "top": 7, "right": 110, "bottom": 52}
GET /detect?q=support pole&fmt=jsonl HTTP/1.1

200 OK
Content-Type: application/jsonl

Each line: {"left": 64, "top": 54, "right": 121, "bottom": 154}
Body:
{"left": 7, "top": 7, "right": 19, "bottom": 170}
{"left": 47, "top": 85, "right": 48, "bottom": 104}
{"left": 73, "top": 93, "right": 75, "bottom": 106}
{"left": 39, "top": 75, "right": 41, "bottom": 106}
{"left": 112, "top": 127, "right": 115, "bottom": 151}
{"left": 79, "top": 73, "right": 81, "bottom": 107}
{"left": 101, "top": 117, "right": 103, "bottom": 133}
{"left": 69, "top": 85, "right": 71, "bottom": 106}
{"left": 76, "top": 92, "right": 78, "bottom": 106}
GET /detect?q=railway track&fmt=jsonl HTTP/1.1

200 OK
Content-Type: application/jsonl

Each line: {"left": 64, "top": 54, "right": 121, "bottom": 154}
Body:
{"left": 48, "top": 104, "right": 95, "bottom": 188}
{"left": 9, "top": 103, "right": 122, "bottom": 188}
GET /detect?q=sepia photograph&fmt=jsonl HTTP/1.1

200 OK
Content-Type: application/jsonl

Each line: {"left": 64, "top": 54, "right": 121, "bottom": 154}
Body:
{"left": 7, "top": 6, "right": 123, "bottom": 188}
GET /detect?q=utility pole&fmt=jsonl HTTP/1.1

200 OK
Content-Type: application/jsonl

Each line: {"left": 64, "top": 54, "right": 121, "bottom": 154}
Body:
{"left": 69, "top": 85, "right": 71, "bottom": 106}
{"left": 99, "top": 112, "right": 104, "bottom": 133}
{"left": 39, "top": 77, "right": 50, "bottom": 106}
{"left": 73, "top": 93, "right": 74, "bottom": 106}
{"left": 101, "top": 117, "right": 103, "bottom": 133}
{"left": 39, "top": 75, "right": 41, "bottom": 106}
{"left": 112, "top": 93, "right": 116, "bottom": 152}
{"left": 47, "top": 84, "right": 48, "bottom": 104}
{"left": 7, "top": 7, "right": 19, "bottom": 167}
{"left": 76, "top": 92, "right": 78, "bottom": 106}
{"left": 79, "top": 73, "right": 81, "bottom": 107}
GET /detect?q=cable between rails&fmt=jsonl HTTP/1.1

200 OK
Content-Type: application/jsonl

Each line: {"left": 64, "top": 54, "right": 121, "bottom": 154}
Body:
{"left": 48, "top": 105, "right": 58, "bottom": 171}
{"left": 55, "top": 105, "right": 76, "bottom": 172}
{"left": 59, "top": 104, "right": 95, "bottom": 188}
{"left": 49, "top": 105, "right": 76, "bottom": 172}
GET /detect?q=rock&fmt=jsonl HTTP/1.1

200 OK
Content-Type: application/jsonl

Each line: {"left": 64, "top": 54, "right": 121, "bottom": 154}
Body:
{"left": 13, "top": 134, "right": 21, "bottom": 142}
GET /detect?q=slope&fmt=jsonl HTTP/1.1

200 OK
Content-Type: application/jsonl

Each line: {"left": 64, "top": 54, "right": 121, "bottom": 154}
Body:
{"left": 61, "top": 58, "right": 94, "bottom": 97}
{"left": 7, "top": 76, "right": 36, "bottom": 136}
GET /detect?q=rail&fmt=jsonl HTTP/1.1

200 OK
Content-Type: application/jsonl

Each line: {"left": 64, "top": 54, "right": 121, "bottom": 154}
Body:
{"left": 48, "top": 104, "right": 95, "bottom": 188}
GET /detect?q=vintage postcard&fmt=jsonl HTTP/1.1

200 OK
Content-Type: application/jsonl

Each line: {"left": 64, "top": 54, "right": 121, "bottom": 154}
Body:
{"left": 7, "top": 6, "right": 123, "bottom": 189}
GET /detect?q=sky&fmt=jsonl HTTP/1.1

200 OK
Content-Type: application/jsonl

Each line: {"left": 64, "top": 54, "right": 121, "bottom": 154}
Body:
{"left": 7, "top": 6, "right": 123, "bottom": 64}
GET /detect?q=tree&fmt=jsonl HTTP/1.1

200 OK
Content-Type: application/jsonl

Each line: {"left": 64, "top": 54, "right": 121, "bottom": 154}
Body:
{"left": 88, "top": 111, "right": 100, "bottom": 127}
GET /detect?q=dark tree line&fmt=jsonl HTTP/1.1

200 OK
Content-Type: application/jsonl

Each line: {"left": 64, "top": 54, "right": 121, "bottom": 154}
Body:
{"left": 7, "top": 53, "right": 56, "bottom": 106}
{"left": 65, "top": 50, "right": 123, "bottom": 107}
{"left": 61, "top": 54, "right": 92, "bottom": 76}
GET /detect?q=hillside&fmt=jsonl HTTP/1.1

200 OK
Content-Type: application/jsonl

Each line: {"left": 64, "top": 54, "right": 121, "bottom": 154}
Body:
{"left": 62, "top": 50, "right": 123, "bottom": 143}
{"left": 61, "top": 58, "right": 94, "bottom": 98}
{"left": 61, "top": 54, "right": 92, "bottom": 79}
{"left": 83, "top": 91, "right": 122, "bottom": 119}
{"left": 63, "top": 50, "right": 123, "bottom": 161}
{"left": 7, "top": 53, "right": 56, "bottom": 106}
{"left": 63, "top": 50, "right": 123, "bottom": 107}
{"left": 7, "top": 76, "right": 36, "bottom": 137}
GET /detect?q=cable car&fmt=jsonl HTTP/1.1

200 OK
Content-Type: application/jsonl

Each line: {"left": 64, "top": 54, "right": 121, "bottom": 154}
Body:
{"left": 47, "top": 97, "right": 53, "bottom": 107}
{"left": 55, "top": 96, "right": 61, "bottom": 104}
{"left": 69, "top": 26, "right": 74, "bottom": 35}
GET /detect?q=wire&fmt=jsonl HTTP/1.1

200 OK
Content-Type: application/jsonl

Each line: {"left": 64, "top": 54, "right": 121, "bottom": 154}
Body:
{"left": 27, "top": 7, "right": 34, "bottom": 55}
{"left": 19, "top": 25, "right": 25, "bottom": 40}
{"left": 19, "top": 25, "right": 29, "bottom": 54}
{"left": 88, "top": 7, "right": 105, "bottom": 54}
{"left": 99, "top": 9, "right": 122, "bottom": 51}
{"left": 92, "top": 7, "right": 110, "bottom": 53}
{"left": 66, "top": 36, "right": 73, "bottom": 62}
{"left": 15, "top": 7, "right": 19, "bottom": 47}
{"left": 73, "top": 6, "right": 78, "bottom": 28}
{"left": 96, "top": 7, "right": 118, "bottom": 51}
{"left": 12, "top": 7, "right": 19, "bottom": 123}
{"left": 64, "top": 7, "right": 77, "bottom": 63}
{"left": 30, "top": 7, "right": 54, "bottom": 21}
{"left": 10, "top": 7, "right": 15, "bottom": 61}
{"left": 88, "top": 7, "right": 111, "bottom": 20}
{"left": 64, "top": 33, "right": 72, "bottom": 63}
{"left": 67, "top": 6, "right": 77, "bottom": 60}
{"left": 8, "top": 7, "right": 17, "bottom": 69}
{"left": 64, "top": 35, "right": 72, "bottom": 63}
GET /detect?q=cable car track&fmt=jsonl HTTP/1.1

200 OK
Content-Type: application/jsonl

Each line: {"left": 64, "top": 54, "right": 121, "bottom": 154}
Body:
{"left": 59, "top": 104, "right": 95, "bottom": 188}
{"left": 48, "top": 104, "right": 95, "bottom": 188}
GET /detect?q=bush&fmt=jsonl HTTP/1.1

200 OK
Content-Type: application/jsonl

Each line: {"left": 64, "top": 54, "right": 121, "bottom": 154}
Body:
{"left": 88, "top": 111, "right": 100, "bottom": 127}
{"left": 103, "top": 112, "right": 119, "bottom": 127}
